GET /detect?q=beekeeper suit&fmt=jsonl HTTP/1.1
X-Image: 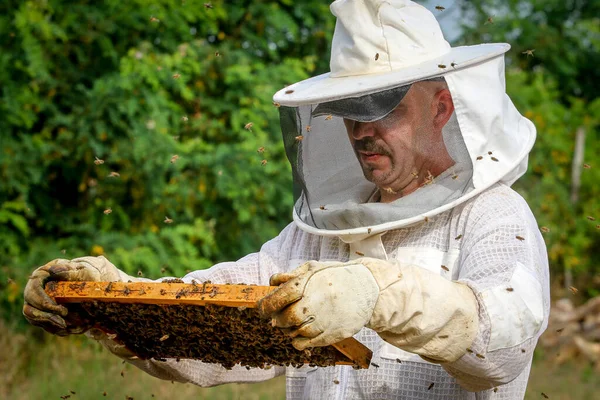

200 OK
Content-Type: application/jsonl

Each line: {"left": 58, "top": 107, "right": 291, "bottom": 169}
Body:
{"left": 23, "top": 1, "right": 549, "bottom": 399}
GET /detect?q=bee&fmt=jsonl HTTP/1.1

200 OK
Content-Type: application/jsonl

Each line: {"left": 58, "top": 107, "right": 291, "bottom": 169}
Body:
{"left": 455, "top": 234, "right": 463, "bottom": 240}
{"left": 485, "top": 16, "right": 494, "bottom": 24}
{"left": 475, "top": 353, "right": 485, "bottom": 359}
{"left": 164, "top": 216, "right": 173, "bottom": 224}
{"left": 103, "top": 392, "right": 107, "bottom": 397}
{"left": 244, "top": 122, "right": 253, "bottom": 130}
{"left": 383, "top": 187, "right": 397, "bottom": 194}
{"left": 160, "top": 289, "right": 167, "bottom": 295}
{"left": 137, "top": 270, "right": 143, "bottom": 277}
{"left": 261, "top": 159, "right": 267, "bottom": 166}
{"left": 424, "top": 216, "right": 429, "bottom": 223}
{"left": 488, "top": 151, "right": 493, "bottom": 155}
{"left": 355, "top": 251, "right": 365, "bottom": 257}
{"left": 273, "top": 102, "right": 281, "bottom": 107}
{"left": 181, "top": 115, "right": 188, "bottom": 122}
{"left": 108, "top": 171, "right": 120, "bottom": 178}
{"left": 506, "top": 287, "right": 514, "bottom": 292}
{"left": 396, "top": 358, "right": 402, "bottom": 363}
{"left": 423, "top": 170, "right": 434, "bottom": 185}
{"left": 441, "top": 265, "right": 449, "bottom": 272}
{"left": 521, "top": 348, "right": 526, "bottom": 353}
{"left": 7, "top": 278, "right": 14, "bottom": 284}
{"left": 476, "top": 156, "right": 483, "bottom": 161}
{"left": 172, "top": 73, "right": 181, "bottom": 79}
{"left": 515, "top": 235, "right": 525, "bottom": 241}
{"left": 587, "top": 216, "right": 596, "bottom": 221}
{"left": 204, "top": 2, "right": 213, "bottom": 8}
{"left": 451, "top": 62, "right": 458, "bottom": 68}
{"left": 257, "top": 147, "right": 265, "bottom": 153}
{"left": 306, "top": 125, "right": 311, "bottom": 132}
{"left": 368, "top": 228, "right": 372, "bottom": 234}
{"left": 428, "top": 382, "right": 435, "bottom": 390}
{"left": 333, "top": 379, "right": 340, "bottom": 384}
{"left": 583, "top": 163, "right": 591, "bottom": 169}
{"left": 170, "top": 154, "right": 179, "bottom": 164}
{"left": 466, "top": 348, "right": 473, "bottom": 353}
{"left": 285, "top": 89, "right": 294, "bottom": 94}
{"left": 120, "top": 370, "right": 125, "bottom": 377}
{"left": 105, "top": 282, "right": 113, "bottom": 293}
{"left": 540, "top": 226, "right": 550, "bottom": 233}
{"left": 103, "top": 208, "right": 112, "bottom": 215}
{"left": 160, "top": 267, "right": 167, "bottom": 274}
{"left": 149, "top": 16, "right": 160, "bottom": 23}
{"left": 569, "top": 286, "right": 578, "bottom": 294}
{"left": 325, "top": 114, "right": 333, "bottom": 120}
{"left": 438, "top": 64, "right": 446, "bottom": 69}
{"left": 157, "top": 66, "right": 163, "bottom": 71}
{"left": 371, "top": 362, "right": 380, "bottom": 368}
{"left": 215, "top": 51, "right": 221, "bottom": 57}
{"left": 435, "top": 5, "right": 445, "bottom": 11}
{"left": 61, "top": 249, "right": 67, "bottom": 254}
{"left": 493, "top": 388, "right": 498, "bottom": 393}
{"left": 295, "top": 135, "right": 304, "bottom": 142}
{"left": 522, "top": 49, "right": 535, "bottom": 57}
{"left": 491, "top": 156, "right": 499, "bottom": 162}
{"left": 452, "top": 173, "right": 459, "bottom": 180}
{"left": 123, "top": 286, "right": 131, "bottom": 295}
{"left": 159, "top": 334, "right": 170, "bottom": 341}
{"left": 556, "top": 328, "right": 564, "bottom": 333}
{"left": 541, "top": 393, "right": 549, "bottom": 399}
{"left": 94, "top": 156, "right": 104, "bottom": 165}
{"left": 375, "top": 53, "right": 380, "bottom": 61}
{"left": 439, "top": 335, "right": 449, "bottom": 339}
{"left": 411, "top": 171, "right": 419, "bottom": 179}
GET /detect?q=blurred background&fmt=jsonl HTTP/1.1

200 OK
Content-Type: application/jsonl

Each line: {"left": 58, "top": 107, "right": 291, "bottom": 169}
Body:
{"left": 1, "top": 0, "right": 599, "bottom": 399}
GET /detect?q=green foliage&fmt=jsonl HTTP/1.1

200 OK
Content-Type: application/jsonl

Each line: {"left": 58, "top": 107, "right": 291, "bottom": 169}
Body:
{"left": 0, "top": 0, "right": 335, "bottom": 327}
{"left": 457, "top": 0, "right": 600, "bottom": 290}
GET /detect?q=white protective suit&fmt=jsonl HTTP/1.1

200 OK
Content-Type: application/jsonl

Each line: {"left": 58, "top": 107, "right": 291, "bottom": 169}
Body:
{"left": 88, "top": 1, "right": 550, "bottom": 399}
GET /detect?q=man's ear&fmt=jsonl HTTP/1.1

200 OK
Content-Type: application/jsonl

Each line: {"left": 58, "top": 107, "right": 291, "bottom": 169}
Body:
{"left": 432, "top": 89, "right": 455, "bottom": 130}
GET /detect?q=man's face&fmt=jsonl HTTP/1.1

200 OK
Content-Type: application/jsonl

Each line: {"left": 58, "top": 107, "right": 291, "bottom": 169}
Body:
{"left": 343, "top": 84, "right": 442, "bottom": 192}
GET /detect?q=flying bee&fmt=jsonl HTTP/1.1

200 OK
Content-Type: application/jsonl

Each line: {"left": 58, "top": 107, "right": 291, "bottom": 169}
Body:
{"left": 257, "top": 147, "right": 265, "bottom": 153}
{"left": 159, "top": 334, "right": 170, "bottom": 341}
{"left": 435, "top": 5, "right": 445, "bottom": 11}
{"left": 583, "top": 163, "right": 591, "bottom": 169}
{"left": 522, "top": 49, "right": 535, "bottom": 57}
{"left": 172, "top": 73, "right": 181, "bottom": 79}
{"left": 411, "top": 171, "right": 419, "bottom": 179}
{"left": 160, "top": 267, "right": 166, "bottom": 274}
{"left": 441, "top": 265, "right": 449, "bottom": 272}
{"left": 214, "top": 51, "right": 221, "bottom": 57}
{"left": 273, "top": 102, "right": 281, "bottom": 107}
{"left": 150, "top": 16, "right": 160, "bottom": 23}
{"left": 476, "top": 156, "right": 483, "bottom": 160}
{"left": 455, "top": 234, "right": 463, "bottom": 240}
{"left": 540, "top": 226, "right": 550, "bottom": 233}
{"left": 491, "top": 156, "right": 499, "bottom": 162}
{"left": 108, "top": 171, "right": 120, "bottom": 178}
{"left": 170, "top": 154, "right": 179, "bottom": 164}
{"left": 261, "top": 159, "right": 268, "bottom": 166}
{"left": 355, "top": 251, "right": 365, "bottom": 257}
{"left": 306, "top": 125, "right": 311, "bottom": 132}
{"left": 244, "top": 122, "right": 254, "bottom": 130}
{"left": 61, "top": 249, "right": 67, "bottom": 254}
{"left": 103, "top": 208, "right": 112, "bottom": 215}
{"left": 94, "top": 156, "right": 104, "bottom": 165}
{"left": 569, "top": 286, "right": 578, "bottom": 294}
{"left": 375, "top": 52, "right": 380, "bottom": 61}
{"left": 204, "top": 2, "right": 213, "bottom": 8}
{"left": 285, "top": 89, "right": 294, "bottom": 94}
{"left": 164, "top": 216, "right": 173, "bottom": 224}
{"left": 423, "top": 170, "right": 434, "bottom": 185}
{"left": 325, "top": 114, "right": 333, "bottom": 120}
{"left": 295, "top": 135, "right": 304, "bottom": 142}
{"left": 181, "top": 115, "right": 188, "bottom": 122}
{"left": 485, "top": 16, "right": 494, "bottom": 24}
{"left": 451, "top": 62, "right": 458, "bottom": 68}
{"left": 516, "top": 235, "right": 525, "bottom": 241}
{"left": 587, "top": 216, "right": 596, "bottom": 221}
{"left": 438, "top": 64, "right": 446, "bottom": 69}
{"left": 556, "top": 328, "right": 564, "bottom": 333}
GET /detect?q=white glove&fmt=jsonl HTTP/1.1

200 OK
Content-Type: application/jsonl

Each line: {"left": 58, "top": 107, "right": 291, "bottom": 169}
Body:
{"left": 257, "top": 260, "right": 380, "bottom": 350}
{"left": 259, "top": 258, "right": 479, "bottom": 362}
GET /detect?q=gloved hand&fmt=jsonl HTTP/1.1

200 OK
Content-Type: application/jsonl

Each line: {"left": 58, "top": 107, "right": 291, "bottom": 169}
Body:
{"left": 257, "top": 260, "right": 380, "bottom": 350}
{"left": 259, "top": 257, "right": 479, "bottom": 362}
{"left": 23, "top": 256, "right": 133, "bottom": 336}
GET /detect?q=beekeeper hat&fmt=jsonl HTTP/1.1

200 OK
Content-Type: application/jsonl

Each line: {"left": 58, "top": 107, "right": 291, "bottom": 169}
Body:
{"left": 273, "top": 0, "right": 509, "bottom": 106}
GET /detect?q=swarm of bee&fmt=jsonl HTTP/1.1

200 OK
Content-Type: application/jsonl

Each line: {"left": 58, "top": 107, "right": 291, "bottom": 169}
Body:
{"left": 68, "top": 286, "right": 346, "bottom": 370}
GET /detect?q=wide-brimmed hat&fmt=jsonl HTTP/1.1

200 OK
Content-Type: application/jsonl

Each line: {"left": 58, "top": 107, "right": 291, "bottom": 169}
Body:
{"left": 273, "top": 0, "right": 510, "bottom": 106}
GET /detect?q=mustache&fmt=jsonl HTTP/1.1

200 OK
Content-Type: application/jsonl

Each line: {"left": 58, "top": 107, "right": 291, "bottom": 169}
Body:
{"left": 354, "top": 138, "right": 391, "bottom": 156}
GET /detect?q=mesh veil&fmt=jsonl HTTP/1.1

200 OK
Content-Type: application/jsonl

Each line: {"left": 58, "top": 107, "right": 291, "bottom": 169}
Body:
{"left": 280, "top": 78, "right": 474, "bottom": 232}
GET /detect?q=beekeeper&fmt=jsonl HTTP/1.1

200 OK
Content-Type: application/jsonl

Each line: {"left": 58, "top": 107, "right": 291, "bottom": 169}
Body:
{"left": 23, "top": 0, "right": 549, "bottom": 398}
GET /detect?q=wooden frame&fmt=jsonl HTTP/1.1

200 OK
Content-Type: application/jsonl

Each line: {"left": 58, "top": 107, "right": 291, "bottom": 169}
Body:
{"left": 46, "top": 281, "right": 372, "bottom": 369}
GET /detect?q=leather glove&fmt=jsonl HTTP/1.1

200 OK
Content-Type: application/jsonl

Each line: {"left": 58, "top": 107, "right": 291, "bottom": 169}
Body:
{"left": 257, "top": 260, "right": 380, "bottom": 350}
{"left": 23, "top": 256, "right": 134, "bottom": 336}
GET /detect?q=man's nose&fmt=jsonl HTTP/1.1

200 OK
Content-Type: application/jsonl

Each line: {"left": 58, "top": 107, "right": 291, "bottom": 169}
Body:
{"left": 349, "top": 121, "right": 377, "bottom": 140}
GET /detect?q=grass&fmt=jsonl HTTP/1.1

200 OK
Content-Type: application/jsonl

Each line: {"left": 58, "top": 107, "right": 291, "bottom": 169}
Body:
{"left": 2, "top": 320, "right": 598, "bottom": 399}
